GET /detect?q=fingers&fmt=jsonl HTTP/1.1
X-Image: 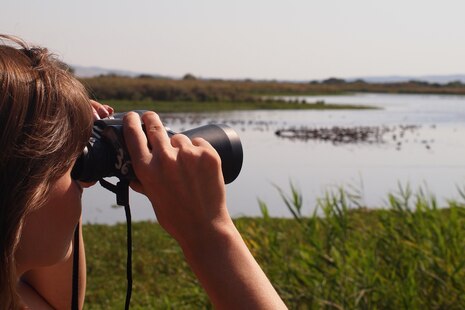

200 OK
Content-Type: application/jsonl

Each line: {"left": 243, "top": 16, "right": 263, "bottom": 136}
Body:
{"left": 171, "top": 134, "right": 194, "bottom": 150}
{"left": 129, "top": 180, "right": 145, "bottom": 194}
{"left": 125, "top": 111, "right": 220, "bottom": 186}
{"left": 123, "top": 112, "right": 151, "bottom": 162}
{"left": 141, "top": 111, "right": 171, "bottom": 154}
{"left": 191, "top": 137, "right": 213, "bottom": 149}
{"left": 102, "top": 104, "right": 114, "bottom": 115}
{"left": 172, "top": 135, "right": 221, "bottom": 165}
{"left": 192, "top": 137, "right": 221, "bottom": 159}
{"left": 90, "top": 100, "right": 114, "bottom": 119}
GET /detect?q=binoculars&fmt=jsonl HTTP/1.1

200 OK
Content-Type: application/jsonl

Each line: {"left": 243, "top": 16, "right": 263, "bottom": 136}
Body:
{"left": 72, "top": 111, "right": 243, "bottom": 184}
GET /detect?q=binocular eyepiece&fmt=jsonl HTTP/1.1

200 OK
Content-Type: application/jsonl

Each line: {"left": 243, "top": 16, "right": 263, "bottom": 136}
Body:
{"left": 71, "top": 111, "right": 243, "bottom": 184}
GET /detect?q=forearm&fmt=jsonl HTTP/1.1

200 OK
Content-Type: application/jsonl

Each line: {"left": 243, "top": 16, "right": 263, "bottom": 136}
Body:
{"left": 22, "top": 221, "right": 86, "bottom": 309}
{"left": 180, "top": 221, "right": 287, "bottom": 310}
{"left": 123, "top": 112, "right": 285, "bottom": 308}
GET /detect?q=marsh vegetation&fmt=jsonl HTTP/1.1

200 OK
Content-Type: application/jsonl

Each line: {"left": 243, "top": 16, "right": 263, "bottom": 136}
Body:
{"left": 80, "top": 75, "right": 465, "bottom": 112}
{"left": 80, "top": 75, "right": 465, "bottom": 308}
{"left": 83, "top": 185, "right": 465, "bottom": 308}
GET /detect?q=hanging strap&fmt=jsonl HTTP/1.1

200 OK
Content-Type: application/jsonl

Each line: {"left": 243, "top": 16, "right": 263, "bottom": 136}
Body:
{"left": 71, "top": 222, "right": 80, "bottom": 310}
{"left": 99, "top": 179, "right": 133, "bottom": 310}
{"left": 71, "top": 179, "right": 133, "bottom": 309}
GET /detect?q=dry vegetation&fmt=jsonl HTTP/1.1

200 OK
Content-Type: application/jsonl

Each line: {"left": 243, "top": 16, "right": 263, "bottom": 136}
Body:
{"left": 79, "top": 75, "right": 465, "bottom": 104}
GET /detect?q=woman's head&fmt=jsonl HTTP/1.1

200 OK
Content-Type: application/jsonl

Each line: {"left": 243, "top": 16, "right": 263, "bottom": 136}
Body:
{"left": 0, "top": 34, "right": 93, "bottom": 307}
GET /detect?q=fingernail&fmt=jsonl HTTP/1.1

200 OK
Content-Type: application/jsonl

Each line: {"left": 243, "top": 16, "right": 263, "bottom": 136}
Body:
{"left": 98, "top": 106, "right": 109, "bottom": 118}
{"left": 104, "top": 105, "right": 115, "bottom": 115}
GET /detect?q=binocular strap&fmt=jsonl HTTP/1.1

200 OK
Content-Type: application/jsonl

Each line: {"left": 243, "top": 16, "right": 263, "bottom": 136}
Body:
{"left": 71, "top": 179, "right": 132, "bottom": 309}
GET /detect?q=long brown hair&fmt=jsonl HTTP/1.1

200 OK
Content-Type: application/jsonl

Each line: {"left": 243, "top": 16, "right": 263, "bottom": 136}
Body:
{"left": 0, "top": 35, "right": 93, "bottom": 308}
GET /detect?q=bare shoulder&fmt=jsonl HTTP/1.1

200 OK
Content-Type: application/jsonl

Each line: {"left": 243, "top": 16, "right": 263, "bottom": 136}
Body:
{"left": 17, "top": 280, "right": 54, "bottom": 309}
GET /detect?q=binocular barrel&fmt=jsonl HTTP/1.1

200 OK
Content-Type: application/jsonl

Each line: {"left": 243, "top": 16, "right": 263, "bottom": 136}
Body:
{"left": 72, "top": 121, "right": 243, "bottom": 184}
{"left": 173, "top": 124, "right": 243, "bottom": 184}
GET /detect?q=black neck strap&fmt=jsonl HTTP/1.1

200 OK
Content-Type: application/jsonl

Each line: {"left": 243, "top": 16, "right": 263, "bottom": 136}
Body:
{"left": 71, "top": 179, "right": 133, "bottom": 310}
{"left": 71, "top": 222, "right": 80, "bottom": 310}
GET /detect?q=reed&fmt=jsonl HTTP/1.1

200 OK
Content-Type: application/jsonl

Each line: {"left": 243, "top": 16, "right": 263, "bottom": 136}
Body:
{"left": 249, "top": 184, "right": 465, "bottom": 309}
{"left": 80, "top": 76, "right": 465, "bottom": 105}
{"left": 83, "top": 184, "right": 465, "bottom": 308}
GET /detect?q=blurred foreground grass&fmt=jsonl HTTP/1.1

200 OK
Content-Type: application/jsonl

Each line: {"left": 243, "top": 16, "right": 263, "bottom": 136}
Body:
{"left": 84, "top": 185, "right": 465, "bottom": 309}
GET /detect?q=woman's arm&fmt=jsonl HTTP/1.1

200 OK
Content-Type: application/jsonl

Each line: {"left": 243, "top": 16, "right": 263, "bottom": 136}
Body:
{"left": 123, "top": 111, "right": 287, "bottom": 309}
{"left": 181, "top": 219, "right": 287, "bottom": 309}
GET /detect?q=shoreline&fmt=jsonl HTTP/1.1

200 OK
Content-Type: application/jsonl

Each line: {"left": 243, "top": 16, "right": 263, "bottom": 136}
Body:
{"left": 102, "top": 99, "right": 377, "bottom": 113}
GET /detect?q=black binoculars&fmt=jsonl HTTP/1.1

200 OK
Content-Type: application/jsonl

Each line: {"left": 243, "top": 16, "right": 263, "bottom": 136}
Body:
{"left": 71, "top": 111, "right": 243, "bottom": 184}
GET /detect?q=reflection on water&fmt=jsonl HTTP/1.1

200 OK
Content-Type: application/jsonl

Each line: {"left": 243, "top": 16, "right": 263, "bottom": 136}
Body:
{"left": 82, "top": 93, "right": 465, "bottom": 224}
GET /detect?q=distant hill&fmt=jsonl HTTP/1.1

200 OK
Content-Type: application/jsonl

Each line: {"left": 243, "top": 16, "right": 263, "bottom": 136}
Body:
{"left": 71, "top": 65, "right": 465, "bottom": 85}
{"left": 346, "top": 74, "right": 465, "bottom": 85}
{"left": 71, "top": 65, "right": 168, "bottom": 79}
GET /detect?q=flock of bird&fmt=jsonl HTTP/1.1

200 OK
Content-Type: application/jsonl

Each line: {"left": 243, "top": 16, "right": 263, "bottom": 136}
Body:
{"left": 160, "top": 114, "right": 434, "bottom": 151}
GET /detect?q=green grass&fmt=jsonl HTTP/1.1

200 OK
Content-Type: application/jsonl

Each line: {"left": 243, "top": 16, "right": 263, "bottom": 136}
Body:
{"left": 83, "top": 184, "right": 465, "bottom": 309}
{"left": 101, "top": 99, "right": 375, "bottom": 113}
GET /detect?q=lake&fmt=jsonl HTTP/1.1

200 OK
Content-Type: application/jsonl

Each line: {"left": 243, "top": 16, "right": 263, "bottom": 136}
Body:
{"left": 82, "top": 93, "right": 465, "bottom": 224}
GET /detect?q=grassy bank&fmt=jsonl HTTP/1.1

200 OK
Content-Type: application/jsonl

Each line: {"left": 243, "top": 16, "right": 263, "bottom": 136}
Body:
{"left": 79, "top": 75, "right": 465, "bottom": 113}
{"left": 102, "top": 99, "right": 374, "bottom": 113}
{"left": 83, "top": 186, "right": 465, "bottom": 308}
{"left": 77, "top": 75, "right": 465, "bottom": 112}
{"left": 81, "top": 76, "right": 465, "bottom": 101}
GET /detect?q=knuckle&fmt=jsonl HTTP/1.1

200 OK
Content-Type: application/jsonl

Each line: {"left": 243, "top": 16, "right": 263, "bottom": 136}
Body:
{"left": 142, "top": 111, "right": 160, "bottom": 123}
{"left": 144, "top": 111, "right": 157, "bottom": 117}
{"left": 171, "top": 134, "right": 186, "bottom": 144}
{"left": 123, "top": 112, "right": 140, "bottom": 127}
{"left": 157, "top": 148, "right": 176, "bottom": 165}
{"left": 124, "top": 111, "right": 139, "bottom": 120}
{"left": 142, "top": 113, "right": 163, "bottom": 132}
{"left": 147, "top": 124, "right": 164, "bottom": 133}
{"left": 179, "top": 148, "right": 196, "bottom": 161}
{"left": 191, "top": 137, "right": 206, "bottom": 145}
{"left": 200, "top": 148, "right": 221, "bottom": 166}
{"left": 156, "top": 147, "right": 169, "bottom": 159}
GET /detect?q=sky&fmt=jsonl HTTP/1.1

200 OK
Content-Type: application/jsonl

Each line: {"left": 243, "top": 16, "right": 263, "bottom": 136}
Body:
{"left": 2, "top": 0, "right": 465, "bottom": 80}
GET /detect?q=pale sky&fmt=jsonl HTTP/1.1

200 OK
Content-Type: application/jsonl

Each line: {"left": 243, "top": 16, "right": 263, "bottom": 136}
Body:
{"left": 2, "top": 0, "right": 465, "bottom": 80}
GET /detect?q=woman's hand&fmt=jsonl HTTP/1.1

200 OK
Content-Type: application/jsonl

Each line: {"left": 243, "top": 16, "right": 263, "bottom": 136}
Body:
{"left": 123, "top": 111, "right": 231, "bottom": 246}
{"left": 79, "top": 100, "right": 114, "bottom": 189}
{"left": 122, "top": 111, "right": 287, "bottom": 309}
{"left": 90, "top": 100, "right": 114, "bottom": 119}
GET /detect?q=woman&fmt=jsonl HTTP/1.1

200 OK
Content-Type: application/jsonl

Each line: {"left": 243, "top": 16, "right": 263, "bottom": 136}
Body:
{"left": 0, "top": 35, "right": 286, "bottom": 309}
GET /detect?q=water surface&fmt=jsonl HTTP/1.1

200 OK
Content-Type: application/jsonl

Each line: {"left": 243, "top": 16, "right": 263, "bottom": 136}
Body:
{"left": 82, "top": 93, "right": 465, "bottom": 224}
